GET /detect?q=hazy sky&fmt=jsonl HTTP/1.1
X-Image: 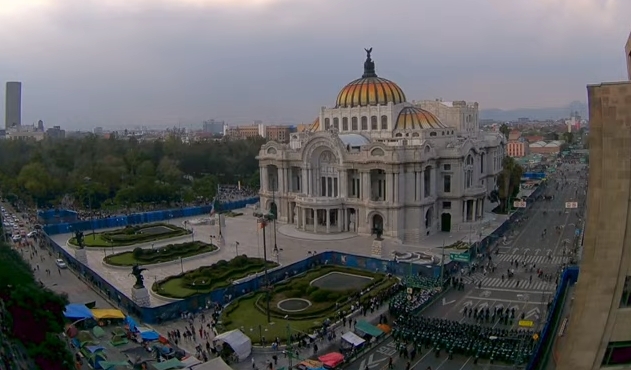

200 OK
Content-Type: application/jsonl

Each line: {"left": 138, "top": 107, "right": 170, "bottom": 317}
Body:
{"left": 0, "top": 0, "right": 629, "bottom": 128}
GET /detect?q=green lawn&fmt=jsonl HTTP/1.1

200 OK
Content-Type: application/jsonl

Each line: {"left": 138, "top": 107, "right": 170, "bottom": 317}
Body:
{"left": 68, "top": 223, "right": 190, "bottom": 248}
{"left": 220, "top": 294, "right": 322, "bottom": 344}
{"left": 221, "top": 266, "right": 398, "bottom": 343}
{"left": 103, "top": 241, "right": 217, "bottom": 266}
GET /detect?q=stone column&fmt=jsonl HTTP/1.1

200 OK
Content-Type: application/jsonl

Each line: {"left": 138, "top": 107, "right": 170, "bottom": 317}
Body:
{"left": 394, "top": 172, "right": 399, "bottom": 203}
{"left": 415, "top": 171, "right": 420, "bottom": 201}
{"left": 302, "top": 208, "right": 306, "bottom": 230}
{"left": 326, "top": 209, "right": 330, "bottom": 233}
{"left": 386, "top": 173, "right": 394, "bottom": 202}
{"left": 420, "top": 170, "right": 425, "bottom": 200}
{"left": 313, "top": 209, "right": 317, "bottom": 233}
{"left": 261, "top": 166, "right": 268, "bottom": 192}
{"left": 464, "top": 200, "right": 469, "bottom": 222}
{"left": 301, "top": 168, "right": 307, "bottom": 194}
{"left": 362, "top": 171, "right": 371, "bottom": 201}
{"left": 338, "top": 209, "right": 343, "bottom": 232}
{"left": 340, "top": 170, "right": 348, "bottom": 198}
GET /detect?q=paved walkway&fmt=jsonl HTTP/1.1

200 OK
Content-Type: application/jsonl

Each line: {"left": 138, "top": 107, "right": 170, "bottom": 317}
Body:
{"left": 49, "top": 211, "right": 508, "bottom": 307}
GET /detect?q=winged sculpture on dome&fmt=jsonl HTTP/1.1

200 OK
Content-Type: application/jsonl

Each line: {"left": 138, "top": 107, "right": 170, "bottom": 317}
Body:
{"left": 364, "top": 47, "right": 373, "bottom": 59}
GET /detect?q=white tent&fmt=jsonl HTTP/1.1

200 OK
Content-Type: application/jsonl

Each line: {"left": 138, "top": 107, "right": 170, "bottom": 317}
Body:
{"left": 190, "top": 357, "right": 232, "bottom": 370}
{"left": 214, "top": 329, "right": 252, "bottom": 361}
{"left": 341, "top": 331, "right": 365, "bottom": 347}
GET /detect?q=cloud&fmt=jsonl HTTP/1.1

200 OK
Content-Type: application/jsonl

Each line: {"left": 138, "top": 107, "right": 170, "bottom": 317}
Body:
{"left": 0, "top": 0, "right": 629, "bottom": 127}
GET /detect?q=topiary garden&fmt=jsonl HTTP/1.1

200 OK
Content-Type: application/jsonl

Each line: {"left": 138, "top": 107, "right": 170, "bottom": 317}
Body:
{"left": 103, "top": 241, "right": 217, "bottom": 266}
{"left": 221, "top": 265, "right": 398, "bottom": 341}
{"left": 69, "top": 223, "right": 190, "bottom": 248}
{"left": 152, "top": 255, "right": 278, "bottom": 298}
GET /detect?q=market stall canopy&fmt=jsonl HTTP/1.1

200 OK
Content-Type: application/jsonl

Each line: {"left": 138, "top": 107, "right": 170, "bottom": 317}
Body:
{"left": 152, "top": 358, "right": 183, "bottom": 370}
{"left": 341, "top": 331, "right": 365, "bottom": 347}
{"left": 377, "top": 324, "right": 391, "bottom": 333}
{"left": 64, "top": 303, "right": 94, "bottom": 319}
{"left": 99, "top": 361, "right": 131, "bottom": 370}
{"left": 91, "top": 309, "right": 125, "bottom": 320}
{"left": 355, "top": 320, "right": 384, "bottom": 337}
{"left": 299, "top": 359, "right": 323, "bottom": 369}
{"left": 190, "top": 357, "right": 232, "bottom": 370}
{"left": 214, "top": 329, "right": 252, "bottom": 361}
{"left": 318, "top": 352, "right": 344, "bottom": 368}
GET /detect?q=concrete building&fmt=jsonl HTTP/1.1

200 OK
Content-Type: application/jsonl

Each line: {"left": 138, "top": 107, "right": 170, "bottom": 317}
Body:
{"left": 529, "top": 140, "right": 562, "bottom": 155}
{"left": 507, "top": 139, "right": 529, "bottom": 157}
{"left": 257, "top": 50, "right": 505, "bottom": 242}
{"left": 5, "top": 82, "right": 21, "bottom": 129}
{"left": 556, "top": 31, "right": 631, "bottom": 370}
{"left": 225, "top": 123, "right": 291, "bottom": 143}
{"left": 203, "top": 119, "right": 225, "bottom": 135}
{"left": 45, "top": 126, "right": 66, "bottom": 139}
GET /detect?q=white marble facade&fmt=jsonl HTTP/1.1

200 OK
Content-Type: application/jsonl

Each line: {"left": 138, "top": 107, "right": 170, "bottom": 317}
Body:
{"left": 257, "top": 51, "right": 506, "bottom": 244}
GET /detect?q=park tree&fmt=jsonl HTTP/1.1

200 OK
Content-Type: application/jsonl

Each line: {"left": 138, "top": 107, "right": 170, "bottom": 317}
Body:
{"left": 496, "top": 156, "right": 524, "bottom": 213}
{"left": 562, "top": 131, "right": 574, "bottom": 144}
{"left": 499, "top": 123, "right": 510, "bottom": 139}
{"left": 0, "top": 135, "right": 264, "bottom": 208}
{"left": 0, "top": 244, "right": 74, "bottom": 370}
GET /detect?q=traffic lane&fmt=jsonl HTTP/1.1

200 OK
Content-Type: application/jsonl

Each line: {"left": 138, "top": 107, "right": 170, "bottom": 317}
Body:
{"left": 18, "top": 244, "right": 112, "bottom": 308}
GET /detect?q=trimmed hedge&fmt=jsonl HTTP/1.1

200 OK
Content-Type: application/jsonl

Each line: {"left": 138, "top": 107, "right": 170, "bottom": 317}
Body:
{"left": 103, "top": 241, "right": 217, "bottom": 266}
{"left": 153, "top": 255, "right": 279, "bottom": 298}
{"left": 252, "top": 266, "right": 394, "bottom": 320}
{"left": 69, "top": 223, "right": 190, "bottom": 247}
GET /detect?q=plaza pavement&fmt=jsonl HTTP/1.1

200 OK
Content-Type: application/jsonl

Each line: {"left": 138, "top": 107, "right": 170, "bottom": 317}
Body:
{"left": 49, "top": 210, "right": 508, "bottom": 308}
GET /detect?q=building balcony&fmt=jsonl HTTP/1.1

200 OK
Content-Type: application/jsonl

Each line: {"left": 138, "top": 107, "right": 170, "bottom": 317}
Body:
{"left": 464, "top": 185, "right": 486, "bottom": 197}
{"left": 294, "top": 195, "right": 343, "bottom": 207}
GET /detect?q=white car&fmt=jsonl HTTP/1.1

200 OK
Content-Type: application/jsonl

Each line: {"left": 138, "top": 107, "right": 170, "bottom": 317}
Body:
{"left": 27, "top": 231, "right": 37, "bottom": 238}
{"left": 55, "top": 259, "right": 67, "bottom": 269}
{"left": 11, "top": 235, "right": 21, "bottom": 242}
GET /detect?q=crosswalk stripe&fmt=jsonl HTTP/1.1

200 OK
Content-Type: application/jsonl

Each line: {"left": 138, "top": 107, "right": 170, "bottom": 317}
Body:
{"left": 478, "top": 277, "right": 556, "bottom": 291}
{"left": 495, "top": 254, "right": 568, "bottom": 265}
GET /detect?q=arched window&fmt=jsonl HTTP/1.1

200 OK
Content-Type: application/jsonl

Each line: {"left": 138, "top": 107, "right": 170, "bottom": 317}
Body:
{"left": 371, "top": 116, "right": 378, "bottom": 130}
{"left": 324, "top": 118, "right": 330, "bottom": 130}
{"left": 380, "top": 115, "right": 388, "bottom": 130}
{"left": 465, "top": 155, "right": 474, "bottom": 188}
{"left": 361, "top": 116, "right": 368, "bottom": 130}
{"left": 430, "top": 132, "right": 437, "bottom": 137}
{"left": 333, "top": 117, "right": 339, "bottom": 130}
{"left": 351, "top": 117, "right": 358, "bottom": 130}
{"left": 342, "top": 117, "right": 349, "bottom": 131}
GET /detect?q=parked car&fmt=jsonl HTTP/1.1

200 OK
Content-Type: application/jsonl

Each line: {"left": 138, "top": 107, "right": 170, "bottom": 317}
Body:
{"left": 55, "top": 259, "right": 67, "bottom": 269}
{"left": 11, "top": 235, "right": 21, "bottom": 242}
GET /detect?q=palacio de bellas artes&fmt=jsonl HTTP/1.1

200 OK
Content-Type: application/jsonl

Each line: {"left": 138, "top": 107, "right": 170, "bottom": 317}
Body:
{"left": 258, "top": 48, "right": 506, "bottom": 244}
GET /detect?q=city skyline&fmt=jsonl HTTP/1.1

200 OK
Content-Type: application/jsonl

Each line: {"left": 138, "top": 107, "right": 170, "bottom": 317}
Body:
{"left": 0, "top": 0, "right": 629, "bottom": 129}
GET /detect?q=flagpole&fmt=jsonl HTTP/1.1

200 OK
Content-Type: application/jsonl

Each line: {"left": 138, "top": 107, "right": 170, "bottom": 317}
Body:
{"left": 217, "top": 184, "right": 222, "bottom": 237}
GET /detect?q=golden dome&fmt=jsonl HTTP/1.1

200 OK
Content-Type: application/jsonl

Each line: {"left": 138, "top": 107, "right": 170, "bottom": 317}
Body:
{"left": 395, "top": 106, "right": 447, "bottom": 130}
{"left": 335, "top": 48, "right": 406, "bottom": 108}
{"left": 309, "top": 117, "right": 320, "bottom": 131}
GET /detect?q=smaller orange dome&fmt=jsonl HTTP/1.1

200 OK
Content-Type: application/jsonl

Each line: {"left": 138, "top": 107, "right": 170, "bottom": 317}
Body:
{"left": 395, "top": 107, "right": 446, "bottom": 130}
{"left": 309, "top": 117, "right": 320, "bottom": 131}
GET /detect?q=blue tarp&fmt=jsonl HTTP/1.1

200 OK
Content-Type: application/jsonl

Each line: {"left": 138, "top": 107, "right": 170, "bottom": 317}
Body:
{"left": 64, "top": 303, "right": 94, "bottom": 319}
{"left": 140, "top": 331, "right": 159, "bottom": 341}
{"left": 85, "top": 345, "right": 105, "bottom": 354}
{"left": 124, "top": 316, "right": 138, "bottom": 332}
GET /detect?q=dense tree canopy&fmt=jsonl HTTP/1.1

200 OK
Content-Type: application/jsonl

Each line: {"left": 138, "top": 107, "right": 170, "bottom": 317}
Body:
{"left": 0, "top": 244, "right": 73, "bottom": 369}
{"left": 0, "top": 135, "right": 264, "bottom": 208}
{"left": 495, "top": 156, "right": 524, "bottom": 213}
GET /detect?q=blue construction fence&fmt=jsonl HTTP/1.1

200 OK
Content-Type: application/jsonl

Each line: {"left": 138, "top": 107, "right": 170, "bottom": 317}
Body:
{"left": 43, "top": 227, "right": 440, "bottom": 324}
{"left": 42, "top": 197, "right": 260, "bottom": 236}
{"left": 526, "top": 266, "right": 579, "bottom": 370}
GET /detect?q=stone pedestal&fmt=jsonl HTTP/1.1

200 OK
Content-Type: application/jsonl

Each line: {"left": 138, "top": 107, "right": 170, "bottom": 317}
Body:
{"left": 217, "top": 235, "right": 226, "bottom": 247}
{"left": 131, "top": 287, "right": 151, "bottom": 307}
{"left": 371, "top": 239, "right": 383, "bottom": 258}
{"left": 219, "top": 214, "right": 226, "bottom": 228}
{"left": 74, "top": 249, "right": 88, "bottom": 265}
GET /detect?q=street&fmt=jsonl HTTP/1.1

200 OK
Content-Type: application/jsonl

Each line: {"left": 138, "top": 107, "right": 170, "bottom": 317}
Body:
{"left": 347, "top": 162, "right": 586, "bottom": 370}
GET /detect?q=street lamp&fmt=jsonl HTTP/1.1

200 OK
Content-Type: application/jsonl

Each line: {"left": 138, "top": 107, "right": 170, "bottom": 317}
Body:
{"left": 235, "top": 241, "right": 240, "bottom": 257}
{"left": 84, "top": 177, "right": 95, "bottom": 239}
{"left": 253, "top": 211, "right": 274, "bottom": 323}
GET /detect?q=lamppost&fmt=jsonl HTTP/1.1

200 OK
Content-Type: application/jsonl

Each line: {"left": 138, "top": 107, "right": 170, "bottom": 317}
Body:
{"left": 272, "top": 189, "right": 278, "bottom": 254}
{"left": 440, "top": 234, "right": 451, "bottom": 284}
{"left": 84, "top": 177, "right": 95, "bottom": 239}
{"left": 235, "top": 241, "right": 239, "bottom": 257}
{"left": 253, "top": 211, "right": 274, "bottom": 323}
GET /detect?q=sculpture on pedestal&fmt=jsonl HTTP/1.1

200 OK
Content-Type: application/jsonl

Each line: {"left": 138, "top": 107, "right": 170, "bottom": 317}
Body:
{"left": 130, "top": 264, "right": 147, "bottom": 289}
{"left": 372, "top": 226, "right": 383, "bottom": 241}
{"left": 75, "top": 230, "right": 85, "bottom": 249}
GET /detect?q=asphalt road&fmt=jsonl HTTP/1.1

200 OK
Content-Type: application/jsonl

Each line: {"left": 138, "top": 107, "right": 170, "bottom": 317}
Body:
{"left": 348, "top": 162, "right": 587, "bottom": 370}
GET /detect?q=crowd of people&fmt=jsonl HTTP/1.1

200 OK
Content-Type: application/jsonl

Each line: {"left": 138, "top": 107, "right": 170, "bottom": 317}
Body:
{"left": 392, "top": 317, "right": 535, "bottom": 365}
{"left": 215, "top": 185, "right": 258, "bottom": 203}
{"left": 389, "top": 276, "right": 442, "bottom": 316}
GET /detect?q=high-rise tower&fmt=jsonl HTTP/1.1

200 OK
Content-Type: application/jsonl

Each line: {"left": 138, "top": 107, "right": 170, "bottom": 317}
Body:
{"left": 5, "top": 82, "right": 22, "bottom": 129}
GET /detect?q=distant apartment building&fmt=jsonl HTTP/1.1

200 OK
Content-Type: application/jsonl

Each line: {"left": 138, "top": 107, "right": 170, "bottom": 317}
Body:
{"left": 508, "top": 130, "right": 521, "bottom": 141}
{"left": 5, "top": 82, "right": 21, "bottom": 129}
{"left": 203, "top": 119, "right": 225, "bottom": 135}
{"left": 93, "top": 127, "right": 103, "bottom": 135}
{"left": 507, "top": 139, "right": 529, "bottom": 157}
{"left": 225, "top": 122, "right": 290, "bottom": 143}
{"left": 46, "top": 126, "right": 65, "bottom": 139}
